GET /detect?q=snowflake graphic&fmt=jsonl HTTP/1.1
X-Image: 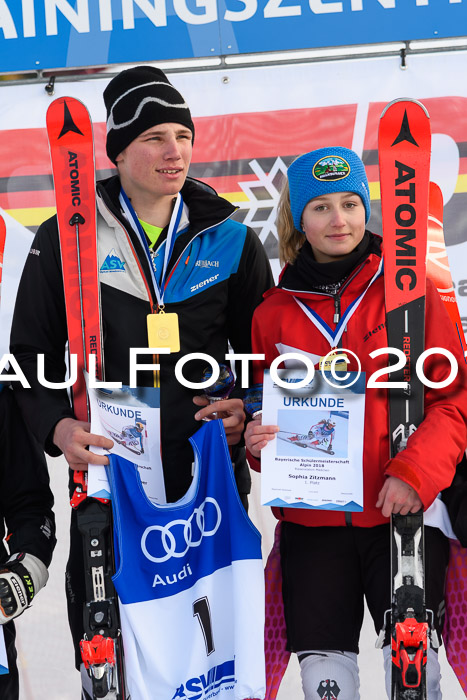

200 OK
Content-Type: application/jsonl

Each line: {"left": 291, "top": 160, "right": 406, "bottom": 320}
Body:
{"left": 233, "top": 157, "right": 288, "bottom": 255}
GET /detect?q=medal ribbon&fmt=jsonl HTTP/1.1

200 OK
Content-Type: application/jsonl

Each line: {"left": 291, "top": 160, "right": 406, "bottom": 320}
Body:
{"left": 293, "top": 258, "right": 383, "bottom": 347}
{"left": 119, "top": 188, "right": 184, "bottom": 308}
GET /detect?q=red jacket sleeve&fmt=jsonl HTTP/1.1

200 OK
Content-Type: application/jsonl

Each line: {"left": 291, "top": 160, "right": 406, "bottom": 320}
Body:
{"left": 385, "top": 280, "right": 467, "bottom": 508}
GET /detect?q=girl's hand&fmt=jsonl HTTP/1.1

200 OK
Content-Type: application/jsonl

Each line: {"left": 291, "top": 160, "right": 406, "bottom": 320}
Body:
{"left": 376, "top": 476, "right": 423, "bottom": 518}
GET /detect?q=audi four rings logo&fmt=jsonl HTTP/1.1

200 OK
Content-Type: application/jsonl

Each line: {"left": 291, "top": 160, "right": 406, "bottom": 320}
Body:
{"left": 141, "top": 498, "right": 222, "bottom": 563}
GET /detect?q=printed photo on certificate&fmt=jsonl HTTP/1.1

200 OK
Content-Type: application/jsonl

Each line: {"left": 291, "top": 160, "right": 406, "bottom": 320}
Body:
{"left": 261, "top": 368, "right": 365, "bottom": 512}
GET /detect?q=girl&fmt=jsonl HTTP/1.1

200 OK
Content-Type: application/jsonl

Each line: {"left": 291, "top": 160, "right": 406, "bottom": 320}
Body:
{"left": 245, "top": 147, "right": 467, "bottom": 699}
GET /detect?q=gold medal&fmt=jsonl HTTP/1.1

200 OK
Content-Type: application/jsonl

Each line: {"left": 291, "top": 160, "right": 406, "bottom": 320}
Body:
{"left": 147, "top": 312, "right": 180, "bottom": 353}
{"left": 319, "top": 349, "right": 349, "bottom": 371}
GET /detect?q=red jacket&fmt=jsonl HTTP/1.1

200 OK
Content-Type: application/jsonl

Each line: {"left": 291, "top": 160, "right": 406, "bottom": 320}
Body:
{"left": 249, "top": 240, "right": 467, "bottom": 528}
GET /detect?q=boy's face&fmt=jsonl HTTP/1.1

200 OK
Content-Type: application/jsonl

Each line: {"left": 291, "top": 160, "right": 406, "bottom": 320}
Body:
{"left": 116, "top": 123, "right": 193, "bottom": 201}
{"left": 301, "top": 191, "right": 366, "bottom": 264}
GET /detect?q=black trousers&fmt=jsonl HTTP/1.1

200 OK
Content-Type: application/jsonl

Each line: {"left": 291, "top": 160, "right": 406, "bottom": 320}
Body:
{"left": 280, "top": 522, "right": 449, "bottom": 654}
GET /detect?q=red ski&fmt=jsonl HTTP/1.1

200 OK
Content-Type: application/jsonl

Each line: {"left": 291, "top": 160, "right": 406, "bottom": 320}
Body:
{"left": 379, "top": 98, "right": 431, "bottom": 700}
{"left": 380, "top": 98, "right": 430, "bottom": 327}
{"left": 47, "top": 97, "right": 125, "bottom": 700}
{"left": 427, "top": 181, "right": 466, "bottom": 361}
{"left": 46, "top": 97, "right": 103, "bottom": 423}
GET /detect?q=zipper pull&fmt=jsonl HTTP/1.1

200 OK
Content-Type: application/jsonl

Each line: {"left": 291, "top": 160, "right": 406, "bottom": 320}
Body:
{"left": 333, "top": 296, "right": 340, "bottom": 323}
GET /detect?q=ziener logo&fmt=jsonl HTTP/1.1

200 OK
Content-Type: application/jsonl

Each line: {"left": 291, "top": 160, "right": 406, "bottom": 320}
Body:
{"left": 191, "top": 274, "right": 219, "bottom": 294}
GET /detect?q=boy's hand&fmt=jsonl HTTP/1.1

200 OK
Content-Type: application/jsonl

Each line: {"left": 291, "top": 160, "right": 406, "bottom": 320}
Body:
{"left": 53, "top": 417, "right": 114, "bottom": 470}
{"left": 193, "top": 396, "right": 245, "bottom": 446}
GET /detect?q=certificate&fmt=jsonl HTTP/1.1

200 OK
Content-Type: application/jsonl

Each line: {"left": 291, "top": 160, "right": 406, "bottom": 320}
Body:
{"left": 87, "top": 382, "right": 166, "bottom": 504}
{"left": 261, "top": 368, "right": 365, "bottom": 512}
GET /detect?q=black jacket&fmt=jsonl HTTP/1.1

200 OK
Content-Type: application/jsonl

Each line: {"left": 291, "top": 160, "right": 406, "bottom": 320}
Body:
{"left": 10, "top": 176, "right": 273, "bottom": 501}
{"left": 0, "top": 387, "right": 56, "bottom": 567}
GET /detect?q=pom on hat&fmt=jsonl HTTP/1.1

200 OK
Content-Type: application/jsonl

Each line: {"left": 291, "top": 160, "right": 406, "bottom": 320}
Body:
{"left": 104, "top": 65, "right": 195, "bottom": 164}
{"left": 287, "top": 147, "right": 371, "bottom": 231}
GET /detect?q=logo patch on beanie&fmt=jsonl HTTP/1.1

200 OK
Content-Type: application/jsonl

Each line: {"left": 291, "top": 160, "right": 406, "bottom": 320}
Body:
{"left": 312, "top": 156, "right": 350, "bottom": 182}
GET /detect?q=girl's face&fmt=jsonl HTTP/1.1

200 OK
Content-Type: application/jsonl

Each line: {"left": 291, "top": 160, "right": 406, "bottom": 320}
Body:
{"left": 301, "top": 191, "right": 366, "bottom": 263}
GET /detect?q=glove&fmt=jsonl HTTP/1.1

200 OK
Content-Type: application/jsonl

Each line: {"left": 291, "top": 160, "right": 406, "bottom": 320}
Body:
{"left": 0, "top": 553, "right": 48, "bottom": 624}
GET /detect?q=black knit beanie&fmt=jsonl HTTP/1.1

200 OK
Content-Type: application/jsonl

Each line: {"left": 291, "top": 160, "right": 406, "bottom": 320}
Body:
{"left": 104, "top": 66, "right": 195, "bottom": 164}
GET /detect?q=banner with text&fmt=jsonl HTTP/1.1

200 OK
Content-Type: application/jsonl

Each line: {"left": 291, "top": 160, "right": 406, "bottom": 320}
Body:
{"left": 0, "top": 51, "right": 466, "bottom": 357}
{"left": 0, "top": 1, "right": 466, "bottom": 72}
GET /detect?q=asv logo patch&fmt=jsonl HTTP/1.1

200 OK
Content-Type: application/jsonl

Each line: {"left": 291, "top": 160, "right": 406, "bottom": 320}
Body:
{"left": 172, "top": 660, "right": 236, "bottom": 699}
{"left": 100, "top": 248, "right": 126, "bottom": 273}
{"left": 190, "top": 274, "right": 219, "bottom": 294}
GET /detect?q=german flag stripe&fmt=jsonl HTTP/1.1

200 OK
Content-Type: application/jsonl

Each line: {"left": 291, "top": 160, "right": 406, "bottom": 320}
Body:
{"left": 3, "top": 101, "right": 467, "bottom": 230}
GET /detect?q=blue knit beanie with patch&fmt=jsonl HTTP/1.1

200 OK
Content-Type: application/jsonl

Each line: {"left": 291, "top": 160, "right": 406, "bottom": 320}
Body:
{"left": 287, "top": 147, "right": 371, "bottom": 232}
